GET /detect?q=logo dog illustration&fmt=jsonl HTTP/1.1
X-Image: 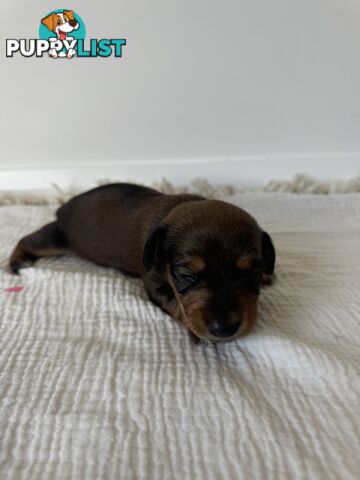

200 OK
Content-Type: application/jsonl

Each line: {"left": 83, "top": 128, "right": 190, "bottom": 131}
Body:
{"left": 41, "top": 10, "right": 79, "bottom": 58}
{"left": 6, "top": 10, "right": 126, "bottom": 59}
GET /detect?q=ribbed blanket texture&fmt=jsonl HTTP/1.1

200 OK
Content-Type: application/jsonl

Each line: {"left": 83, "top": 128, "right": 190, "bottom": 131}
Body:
{"left": 0, "top": 193, "right": 359, "bottom": 479}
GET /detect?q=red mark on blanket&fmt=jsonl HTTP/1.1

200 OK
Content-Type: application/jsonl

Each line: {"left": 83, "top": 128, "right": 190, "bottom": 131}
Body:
{"left": 4, "top": 286, "right": 24, "bottom": 293}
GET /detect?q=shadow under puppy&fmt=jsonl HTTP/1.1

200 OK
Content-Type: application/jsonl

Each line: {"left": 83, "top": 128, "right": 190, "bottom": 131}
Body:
{"left": 9, "top": 184, "right": 275, "bottom": 343}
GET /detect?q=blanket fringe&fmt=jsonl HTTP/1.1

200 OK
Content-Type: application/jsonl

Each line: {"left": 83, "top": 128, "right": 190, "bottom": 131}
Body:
{"left": 0, "top": 174, "right": 359, "bottom": 206}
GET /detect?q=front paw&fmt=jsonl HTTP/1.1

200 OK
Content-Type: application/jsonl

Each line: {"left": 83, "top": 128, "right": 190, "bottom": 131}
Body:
{"left": 49, "top": 49, "right": 58, "bottom": 59}
{"left": 67, "top": 48, "right": 76, "bottom": 59}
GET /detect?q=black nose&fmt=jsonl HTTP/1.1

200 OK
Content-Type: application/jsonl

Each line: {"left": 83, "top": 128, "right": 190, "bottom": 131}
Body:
{"left": 208, "top": 321, "right": 240, "bottom": 338}
{"left": 69, "top": 20, "right": 77, "bottom": 27}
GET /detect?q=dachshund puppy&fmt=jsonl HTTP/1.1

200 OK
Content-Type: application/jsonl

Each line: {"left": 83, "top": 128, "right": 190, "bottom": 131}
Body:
{"left": 9, "top": 184, "right": 275, "bottom": 343}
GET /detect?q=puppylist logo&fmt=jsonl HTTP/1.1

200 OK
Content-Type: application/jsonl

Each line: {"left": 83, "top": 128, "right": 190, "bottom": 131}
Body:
{"left": 6, "top": 9, "right": 126, "bottom": 59}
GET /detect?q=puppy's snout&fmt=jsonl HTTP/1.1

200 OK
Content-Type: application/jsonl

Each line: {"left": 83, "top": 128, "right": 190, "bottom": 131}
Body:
{"left": 208, "top": 320, "right": 240, "bottom": 338}
{"left": 69, "top": 20, "right": 78, "bottom": 27}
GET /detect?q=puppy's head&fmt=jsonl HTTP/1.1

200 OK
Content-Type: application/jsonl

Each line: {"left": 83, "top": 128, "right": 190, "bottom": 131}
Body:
{"left": 41, "top": 10, "right": 79, "bottom": 39}
{"left": 143, "top": 200, "right": 275, "bottom": 342}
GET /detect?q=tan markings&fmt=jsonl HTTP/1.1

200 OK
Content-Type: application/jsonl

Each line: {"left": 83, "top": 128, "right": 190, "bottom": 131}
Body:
{"left": 9, "top": 242, "right": 30, "bottom": 263}
{"left": 32, "top": 247, "right": 68, "bottom": 256}
{"left": 166, "top": 264, "right": 258, "bottom": 342}
{"left": 181, "top": 289, "right": 209, "bottom": 338}
{"left": 236, "top": 254, "right": 254, "bottom": 270}
{"left": 63, "top": 10, "right": 75, "bottom": 21}
{"left": 166, "top": 265, "right": 208, "bottom": 339}
{"left": 166, "top": 266, "right": 190, "bottom": 328}
{"left": 41, "top": 13, "right": 58, "bottom": 32}
{"left": 262, "top": 273, "right": 274, "bottom": 286}
{"left": 238, "top": 295, "right": 258, "bottom": 337}
{"left": 20, "top": 239, "right": 68, "bottom": 257}
{"left": 186, "top": 255, "right": 206, "bottom": 273}
{"left": 10, "top": 240, "right": 68, "bottom": 270}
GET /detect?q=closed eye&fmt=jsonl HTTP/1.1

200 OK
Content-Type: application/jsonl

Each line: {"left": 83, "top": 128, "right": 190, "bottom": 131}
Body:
{"left": 172, "top": 267, "right": 199, "bottom": 293}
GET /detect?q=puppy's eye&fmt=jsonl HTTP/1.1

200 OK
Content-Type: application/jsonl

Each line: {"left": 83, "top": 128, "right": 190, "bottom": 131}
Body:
{"left": 57, "top": 19, "right": 62, "bottom": 25}
{"left": 172, "top": 269, "right": 198, "bottom": 293}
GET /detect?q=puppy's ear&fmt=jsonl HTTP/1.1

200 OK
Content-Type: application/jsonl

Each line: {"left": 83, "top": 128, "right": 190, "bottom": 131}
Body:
{"left": 143, "top": 225, "right": 168, "bottom": 272}
{"left": 261, "top": 231, "right": 275, "bottom": 275}
{"left": 41, "top": 13, "right": 57, "bottom": 32}
{"left": 63, "top": 10, "right": 75, "bottom": 20}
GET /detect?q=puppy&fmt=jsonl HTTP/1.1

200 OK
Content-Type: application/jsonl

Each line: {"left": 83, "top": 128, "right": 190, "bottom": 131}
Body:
{"left": 41, "top": 10, "right": 79, "bottom": 58}
{"left": 9, "top": 184, "right": 275, "bottom": 343}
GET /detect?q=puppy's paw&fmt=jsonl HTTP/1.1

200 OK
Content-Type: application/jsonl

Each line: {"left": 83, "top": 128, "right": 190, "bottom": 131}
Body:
{"left": 9, "top": 243, "right": 37, "bottom": 274}
{"left": 9, "top": 258, "right": 34, "bottom": 275}
{"left": 67, "top": 48, "right": 76, "bottom": 59}
{"left": 9, "top": 259, "right": 21, "bottom": 275}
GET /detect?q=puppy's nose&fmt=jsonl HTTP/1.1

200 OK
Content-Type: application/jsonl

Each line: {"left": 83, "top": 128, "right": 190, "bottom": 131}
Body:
{"left": 69, "top": 20, "right": 77, "bottom": 27}
{"left": 208, "top": 320, "right": 240, "bottom": 338}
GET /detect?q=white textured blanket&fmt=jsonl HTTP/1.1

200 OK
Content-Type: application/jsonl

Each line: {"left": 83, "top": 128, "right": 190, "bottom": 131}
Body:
{"left": 0, "top": 193, "right": 359, "bottom": 480}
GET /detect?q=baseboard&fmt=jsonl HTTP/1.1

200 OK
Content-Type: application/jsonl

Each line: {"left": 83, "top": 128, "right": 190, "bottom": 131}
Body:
{"left": 0, "top": 154, "right": 359, "bottom": 192}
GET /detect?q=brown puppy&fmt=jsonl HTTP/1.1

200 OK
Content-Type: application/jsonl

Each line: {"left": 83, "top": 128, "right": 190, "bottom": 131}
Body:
{"left": 9, "top": 184, "right": 275, "bottom": 343}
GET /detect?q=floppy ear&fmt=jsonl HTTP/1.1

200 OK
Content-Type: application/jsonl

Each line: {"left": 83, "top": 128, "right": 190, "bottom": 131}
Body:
{"left": 63, "top": 10, "right": 75, "bottom": 20}
{"left": 41, "top": 13, "right": 57, "bottom": 32}
{"left": 261, "top": 231, "right": 275, "bottom": 275}
{"left": 143, "top": 225, "right": 168, "bottom": 272}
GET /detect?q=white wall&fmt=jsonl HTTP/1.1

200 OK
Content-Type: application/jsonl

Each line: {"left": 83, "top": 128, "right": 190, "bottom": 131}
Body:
{"left": 1, "top": 0, "right": 359, "bottom": 188}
